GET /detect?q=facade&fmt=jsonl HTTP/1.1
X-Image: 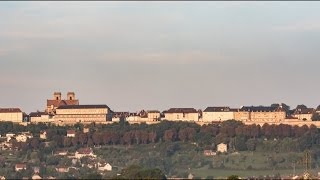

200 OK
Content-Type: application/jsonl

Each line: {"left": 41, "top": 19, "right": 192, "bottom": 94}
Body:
{"left": 234, "top": 106, "right": 286, "bottom": 122}
{"left": 75, "top": 148, "right": 96, "bottom": 159}
{"left": 40, "top": 131, "right": 47, "bottom": 139}
{"left": 147, "top": 110, "right": 161, "bottom": 121}
{"left": 163, "top": 108, "right": 199, "bottom": 121}
{"left": 202, "top": 107, "right": 235, "bottom": 122}
{"left": 46, "top": 92, "right": 79, "bottom": 114}
{"left": 97, "top": 163, "right": 112, "bottom": 171}
{"left": 293, "top": 108, "right": 315, "bottom": 121}
{"left": 16, "top": 134, "right": 28, "bottom": 142}
{"left": 67, "top": 130, "right": 76, "bottom": 138}
{"left": 30, "top": 111, "right": 53, "bottom": 123}
{"left": 15, "top": 163, "right": 27, "bottom": 171}
{"left": 55, "top": 105, "right": 112, "bottom": 125}
{"left": 0, "top": 108, "right": 23, "bottom": 123}
{"left": 217, "top": 143, "right": 227, "bottom": 153}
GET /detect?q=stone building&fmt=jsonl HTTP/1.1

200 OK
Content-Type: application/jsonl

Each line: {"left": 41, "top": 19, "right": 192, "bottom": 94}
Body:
{"left": 29, "top": 111, "right": 53, "bottom": 123}
{"left": 202, "top": 107, "right": 235, "bottom": 122}
{"left": 217, "top": 143, "right": 227, "bottom": 153}
{"left": 55, "top": 105, "right": 112, "bottom": 125}
{"left": 163, "top": 108, "right": 199, "bottom": 121}
{"left": 234, "top": 106, "right": 286, "bottom": 123}
{"left": 0, "top": 108, "right": 23, "bottom": 123}
{"left": 46, "top": 92, "right": 79, "bottom": 114}
{"left": 293, "top": 108, "right": 315, "bottom": 121}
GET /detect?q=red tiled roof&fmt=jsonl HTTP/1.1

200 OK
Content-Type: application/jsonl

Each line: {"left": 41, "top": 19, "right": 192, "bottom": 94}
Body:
{"left": 67, "top": 130, "right": 76, "bottom": 135}
{"left": 15, "top": 163, "right": 27, "bottom": 169}
{"left": 77, "top": 148, "right": 92, "bottom": 154}
{"left": 0, "top": 108, "right": 22, "bottom": 113}
{"left": 47, "top": 100, "right": 79, "bottom": 108}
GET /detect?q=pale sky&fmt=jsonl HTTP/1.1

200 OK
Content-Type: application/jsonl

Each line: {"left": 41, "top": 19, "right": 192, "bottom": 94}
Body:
{"left": 1, "top": 2, "right": 320, "bottom": 113}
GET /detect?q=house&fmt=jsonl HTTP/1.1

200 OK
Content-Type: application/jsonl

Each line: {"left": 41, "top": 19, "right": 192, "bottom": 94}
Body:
{"left": 55, "top": 166, "right": 69, "bottom": 173}
{"left": 55, "top": 150, "right": 68, "bottom": 156}
{"left": 67, "top": 130, "right": 76, "bottom": 138}
{"left": 217, "top": 143, "right": 227, "bottom": 153}
{"left": 203, "top": 150, "right": 216, "bottom": 156}
{"left": 126, "top": 113, "right": 140, "bottom": 122}
{"left": 147, "top": 110, "right": 161, "bottom": 121}
{"left": 15, "top": 163, "right": 27, "bottom": 171}
{"left": 0, "top": 176, "right": 5, "bottom": 180}
{"left": 112, "top": 112, "right": 129, "bottom": 122}
{"left": 40, "top": 131, "right": 47, "bottom": 139}
{"left": 83, "top": 128, "right": 90, "bottom": 133}
{"left": 0, "top": 108, "right": 23, "bottom": 123}
{"left": 0, "top": 141, "right": 12, "bottom": 150}
{"left": 32, "top": 174, "right": 42, "bottom": 180}
{"left": 293, "top": 108, "right": 315, "bottom": 121}
{"left": 16, "top": 134, "right": 28, "bottom": 142}
{"left": 97, "top": 163, "right": 112, "bottom": 171}
{"left": 202, "top": 107, "right": 235, "bottom": 122}
{"left": 163, "top": 108, "right": 199, "bottom": 121}
{"left": 75, "top": 148, "right": 96, "bottom": 159}
{"left": 6, "top": 133, "right": 15, "bottom": 138}
{"left": 30, "top": 111, "right": 53, "bottom": 123}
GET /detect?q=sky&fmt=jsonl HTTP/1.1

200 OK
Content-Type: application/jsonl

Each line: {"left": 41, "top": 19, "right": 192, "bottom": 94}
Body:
{"left": 1, "top": 2, "right": 320, "bottom": 113}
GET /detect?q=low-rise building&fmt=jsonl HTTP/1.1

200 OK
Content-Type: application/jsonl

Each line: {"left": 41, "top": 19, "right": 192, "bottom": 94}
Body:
{"left": 202, "top": 107, "right": 235, "bottom": 122}
{"left": 293, "top": 108, "right": 315, "bottom": 121}
{"left": 30, "top": 111, "right": 53, "bottom": 124}
{"left": 97, "top": 163, "right": 112, "bottom": 171}
{"left": 40, "top": 131, "right": 47, "bottom": 139}
{"left": 0, "top": 108, "right": 23, "bottom": 123}
{"left": 75, "top": 148, "right": 96, "bottom": 159}
{"left": 15, "top": 163, "right": 27, "bottom": 171}
{"left": 234, "top": 106, "right": 286, "bottom": 122}
{"left": 55, "top": 166, "right": 69, "bottom": 173}
{"left": 203, "top": 150, "right": 216, "bottom": 156}
{"left": 67, "top": 130, "right": 76, "bottom": 138}
{"left": 16, "top": 134, "right": 28, "bottom": 142}
{"left": 217, "top": 143, "right": 227, "bottom": 153}
{"left": 55, "top": 105, "right": 113, "bottom": 125}
{"left": 163, "top": 108, "right": 199, "bottom": 121}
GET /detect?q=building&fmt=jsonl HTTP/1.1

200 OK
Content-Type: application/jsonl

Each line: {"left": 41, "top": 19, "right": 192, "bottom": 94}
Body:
{"left": 55, "top": 105, "right": 112, "bottom": 125}
{"left": 55, "top": 166, "right": 69, "bottom": 173}
{"left": 147, "top": 110, "right": 161, "bottom": 121}
{"left": 16, "top": 134, "right": 28, "bottom": 142}
{"left": 15, "top": 163, "right": 27, "bottom": 171}
{"left": 97, "top": 163, "right": 112, "bottom": 171}
{"left": 217, "top": 143, "right": 227, "bottom": 153}
{"left": 46, "top": 92, "right": 79, "bottom": 114}
{"left": 75, "top": 148, "right": 96, "bottom": 159}
{"left": 293, "top": 108, "right": 315, "bottom": 121}
{"left": 40, "top": 131, "right": 47, "bottom": 139}
{"left": 0, "top": 108, "right": 23, "bottom": 123}
{"left": 112, "top": 112, "right": 129, "bottom": 122}
{"left": 163, "top": 108, "right": 199, "bottom": 121}
{"left": 203, "top": 150, "right": 216, "bottom": 156}
{"left": 67, "top": 130, "right": 76, "bottom": 138}
{"left": 234, "top": 106, "right": 286, "bottom": 122}
{"left": 202, "top": 107, "right": 235, "bottom": 122}
{"left": 29, "top": 111, "right": 53, "bottom": 123}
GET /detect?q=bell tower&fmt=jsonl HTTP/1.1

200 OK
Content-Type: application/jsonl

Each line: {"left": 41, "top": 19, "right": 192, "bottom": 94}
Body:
{"left": 67, "top": 92, "right": 76, "bottom": 100}
{"left": 54, "top": 92, "right": 61, "bottom": 100}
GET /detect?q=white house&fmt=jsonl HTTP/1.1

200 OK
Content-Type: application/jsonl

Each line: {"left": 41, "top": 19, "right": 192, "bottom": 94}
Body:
{"left": 217, "top": 143, "right": 228, "bottom": 153}
{"left": 97, "top": 163, "right": 112, "bottom": 171}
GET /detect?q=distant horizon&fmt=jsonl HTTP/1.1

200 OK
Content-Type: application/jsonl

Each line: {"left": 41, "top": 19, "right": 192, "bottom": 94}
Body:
{"left": 1, "top": 2, "right": 320, "bottom": 113}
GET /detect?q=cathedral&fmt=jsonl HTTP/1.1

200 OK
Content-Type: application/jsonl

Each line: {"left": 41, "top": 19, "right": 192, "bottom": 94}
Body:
{"left": 46, "top": 92, "right": 79, "bottom": 114}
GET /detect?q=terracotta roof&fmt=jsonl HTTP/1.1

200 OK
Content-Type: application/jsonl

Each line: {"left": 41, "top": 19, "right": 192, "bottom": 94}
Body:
{"left": 164, "top": 108, "right": 198, "bottom": 113}
{"left": 29, "top": 111, "right": 48, "bottom": 117}
{"left": 47, "top": 100, "right": 79, "bottom": 108}
{"left": 0, "top": 108, "right": 22, "bottom": 113}
{"left": 15, "top": 163, "right": 27, "bottom": 169}
{"left": 57, "top": 105, "right": 109, "bottom": 109}
{"left": 204, "top": 107, "right": 231, "bottom": 112}
{"left": 77, "top": 148, "right": 93, "bottom": 154}
{"left": 67, "top": 130, "right": 76, "bottom": 134}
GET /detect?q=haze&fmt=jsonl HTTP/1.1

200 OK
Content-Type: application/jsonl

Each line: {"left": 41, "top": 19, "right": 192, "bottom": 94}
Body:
{"left": 1, "top": 2, "right": 320, "bottom": 113}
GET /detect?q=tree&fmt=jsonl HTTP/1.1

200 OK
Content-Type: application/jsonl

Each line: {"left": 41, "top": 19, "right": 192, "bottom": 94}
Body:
{"left": 30, "top": 138, "right": 40, "bottom": 149}
{"left": 311, "top": 113, "right": 320, "bottom": 121}
{"left": 227, "top": 175, "right": 240, "bottom": 180}
{"left": 63, "top": 137, "right": 72, "bottom": 147}
{"left": 92, "top": 132, "right": 102, "bottom": 145}
{"left": 246, "top": 139, "right": 257, "bottom": 152}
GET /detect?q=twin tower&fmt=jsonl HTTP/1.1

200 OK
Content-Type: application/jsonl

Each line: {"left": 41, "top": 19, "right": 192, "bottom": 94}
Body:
{"left": 53, "top": 92, "right": 76, "bottom": 101}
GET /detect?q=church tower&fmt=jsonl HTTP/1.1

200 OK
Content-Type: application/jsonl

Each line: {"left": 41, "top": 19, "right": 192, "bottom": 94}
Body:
{"left": 67, "top": 92, "right": 76, "bottom": 100}
{"left": 54, "top": 92, "right": 61, "bottom": 101}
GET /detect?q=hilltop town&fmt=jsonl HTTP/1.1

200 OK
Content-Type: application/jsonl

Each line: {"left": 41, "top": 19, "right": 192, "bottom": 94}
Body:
{"left": 1, "top": 92, "right": 319, "bottom": 127}
{"left": 1, "top": 92, "right": 320, "bottom": 179}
